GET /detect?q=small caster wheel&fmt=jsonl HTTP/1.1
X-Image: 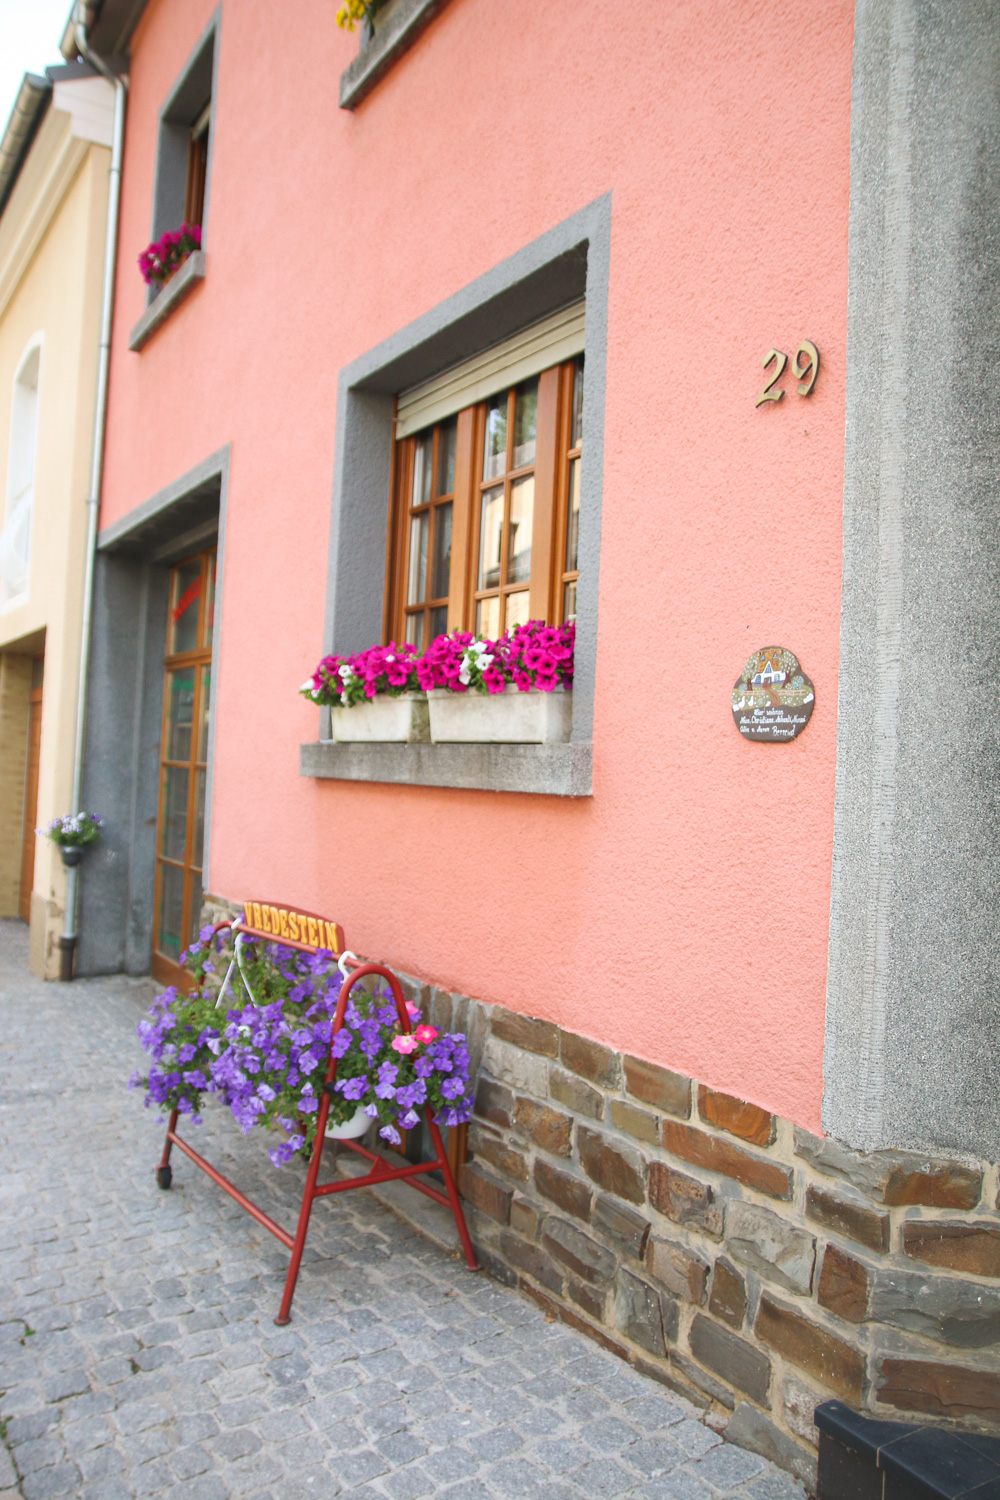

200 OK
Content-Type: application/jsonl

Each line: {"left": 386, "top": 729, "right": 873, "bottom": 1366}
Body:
{"left": 156, "top": 1165, "right": 172, "bottom": 1190}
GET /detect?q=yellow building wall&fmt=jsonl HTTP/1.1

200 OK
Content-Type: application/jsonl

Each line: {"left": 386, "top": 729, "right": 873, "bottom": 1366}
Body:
{"left": 0, "top": 105, "right": 109, "bottom": 975}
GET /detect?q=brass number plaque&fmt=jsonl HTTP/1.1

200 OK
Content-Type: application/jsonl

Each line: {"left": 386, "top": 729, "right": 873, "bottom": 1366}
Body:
{"left": 755, "top": 341, "right": 820, "bottom": 407}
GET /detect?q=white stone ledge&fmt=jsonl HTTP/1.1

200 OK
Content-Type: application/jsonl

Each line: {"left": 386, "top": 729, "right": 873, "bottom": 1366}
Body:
{"left": 128, "top": 251, "right": 206, "bottom": 352}
{"left": 299, "top": 739, "right": 593, "bottom": 796}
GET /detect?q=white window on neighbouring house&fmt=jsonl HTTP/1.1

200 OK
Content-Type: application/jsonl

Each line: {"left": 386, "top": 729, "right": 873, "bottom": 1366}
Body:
{"left": 1, "top": 341, "right": 41, "bottom": 610}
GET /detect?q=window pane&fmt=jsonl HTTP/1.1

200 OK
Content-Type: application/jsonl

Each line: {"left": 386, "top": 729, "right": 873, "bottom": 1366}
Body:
{"left": 166, "top": 669, "right": 195, "bottom": 761}
{"left": 156, "top": 863, "right": 184, "bottom": 959}
{"left": 431, "top": 502, "right": 452, "bottom": 600}
{"left": 476, "top": 594, "right": 501, "bottom": 639}
{"left": 160, "top": 767, "right": 189, "bottom": 860}
{"left": 404, "top": 612, "right": 424, "bottom": 650}
{"left": 169, "top": 559, "right": 202, "bottom": 654}
{"left": 563, "top": 580, "right": 577, "bottom": 624}
{"left": 429, "top": 604, "right": 448, "bottom": 641}
{"left": 506, "top": 476, "right": 533, "bottom": 585}
{"left": 483, "top": 395, "right": 507, "bottom": 481}
{"left": 192, "top": 769, "right": 206, "bottom": 869}
{"left": 505, "top": 591, "right": 530, "bottom": 632}
{"left": 188, "top": 870, "right": 204, "bottom": 948}
{"left": 202, "top": 554, "right": 216, "bottom": 647}
{"left": 571, "top": 357, "right": 584, "bottom": 449}
{"left": 407, "top": 512, "right": 429, "bottom": 604}
{"left": 566, "top": 456, "right": 581, "bottom": 573}
{"left": 478, "top": 484, "right": 504, "bottom": 590}
{"left": 513, "top": 379, "right": 538, "bottom": 469}
{"left": 412, "top": 432, "right": 433, "bottom": 507}
{"left": 198, "top": 666, "right": 211, "bottom": 762}
{"left": 436, "top": 417, "right": 457, "bottom": 495}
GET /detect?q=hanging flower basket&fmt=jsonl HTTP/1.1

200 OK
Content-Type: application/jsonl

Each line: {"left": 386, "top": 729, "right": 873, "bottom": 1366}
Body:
{"left": 130, "top": 927, "right": 473, "bottom": 1165}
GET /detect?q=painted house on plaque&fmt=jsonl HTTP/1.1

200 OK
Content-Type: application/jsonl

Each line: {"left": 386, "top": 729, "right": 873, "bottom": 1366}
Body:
{"left": 752, "top": 657, "right": 786, "bottom": 686}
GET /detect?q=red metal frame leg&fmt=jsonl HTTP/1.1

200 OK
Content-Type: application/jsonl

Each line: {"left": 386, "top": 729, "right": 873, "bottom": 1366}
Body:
{"left": 158, "top": 1110, "right": 178, "bottom": 1169}
{"left": 425, "top": 1113, "right": 479, "bottom": 1271}
{"left": 273, "top": 1094, "right": 332, "bottom": 1325}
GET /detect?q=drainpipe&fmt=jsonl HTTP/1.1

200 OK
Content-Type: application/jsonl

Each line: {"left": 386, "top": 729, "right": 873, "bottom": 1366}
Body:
{"left": 59, "top": 4, "right": 127, "bottom": 981}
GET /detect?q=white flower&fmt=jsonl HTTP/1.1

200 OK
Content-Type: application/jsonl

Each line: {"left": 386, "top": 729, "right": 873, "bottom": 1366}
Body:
{"left": 478, "top": 653, "right": 494, "bottom": 669}
{"left": 338, "top": 664, "right": 354, "bottom": 680}
{"left": 300, "top": 679, "right": 314, "bottom": 692}
{"left": 458, "top": 666, "right": 471, "bottom": 685}
{"left": 386, "top": 653, "right": 394, "bottom": 662}
{"left": 340, "top": 692, "right": 349, "bottom": 705}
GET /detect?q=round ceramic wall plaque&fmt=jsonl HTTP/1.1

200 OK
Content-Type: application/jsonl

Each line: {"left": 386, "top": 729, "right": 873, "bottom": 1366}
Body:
{"left": 731, "top": 647, "right": 815, "bottom": 742}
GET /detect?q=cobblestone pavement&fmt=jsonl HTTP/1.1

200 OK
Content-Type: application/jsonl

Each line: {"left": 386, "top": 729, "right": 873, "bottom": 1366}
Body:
{"left": 0, "top": 921, "right": 808, "bottom": 1500}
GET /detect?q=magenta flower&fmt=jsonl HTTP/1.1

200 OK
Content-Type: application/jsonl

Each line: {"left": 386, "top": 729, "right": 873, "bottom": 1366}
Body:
{"left": 391, "top": 1034, "right": 419, "bottom": 1054}
{"left": 413, "top": 1025, "right": 438, "bottom": 1044}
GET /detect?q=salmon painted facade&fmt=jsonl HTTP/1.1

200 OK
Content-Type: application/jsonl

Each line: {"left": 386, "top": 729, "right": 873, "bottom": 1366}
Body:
{"left": 31, "top": 0, "right": 1000, "bottom": 1480}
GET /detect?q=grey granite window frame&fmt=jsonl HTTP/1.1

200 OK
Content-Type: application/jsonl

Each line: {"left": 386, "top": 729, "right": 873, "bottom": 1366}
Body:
{"left": 339, "top": 0, "right": 451, "bottom": 110}
{"left": 304, "top": 193, "right": 611, "bottom": 798}
{"left": 139, "top": 5, "right": 221, "bottom": 325}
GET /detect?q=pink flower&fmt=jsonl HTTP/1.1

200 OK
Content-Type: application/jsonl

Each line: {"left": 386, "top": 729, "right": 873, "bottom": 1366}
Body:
{"left": 391, "top": 1034, "right": 420, "bottom": 1054}
{"left": 414, "top": 1025, "right": 438, "bottom": 1044}
{"left": 405, "top": 1001, "right": 421, "bottom": 1020}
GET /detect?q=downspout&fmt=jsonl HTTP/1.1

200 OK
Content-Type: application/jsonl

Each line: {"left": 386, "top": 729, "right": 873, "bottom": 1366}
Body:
{"left": 59, "top": 4, "right": 127, "bottom": 980}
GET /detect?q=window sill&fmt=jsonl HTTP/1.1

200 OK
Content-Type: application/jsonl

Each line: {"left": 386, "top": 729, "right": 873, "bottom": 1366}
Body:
{"left": 128, "top": 251, "right": 206, "bottom": 352}
{"left": 339, "top": 0, "right": 450, "bottom": 110}
{"left": 300, "top": 739, "right": 593, "bottom": 796}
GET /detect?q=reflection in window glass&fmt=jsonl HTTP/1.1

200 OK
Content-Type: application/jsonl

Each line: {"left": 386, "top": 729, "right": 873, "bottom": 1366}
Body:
{"left": 478, "top": 485, "right": 504, "bottom": 591}
{"left": 198, "top": 667, "right": 211, "bottom": 762}
{"left": 166, "top": 670, "right": 195, "bottom": 761}
{"left": 429, "top": 604, "right": 448, "bottom": 640}
{"left": 169, "top": 559, "right": 202, "bottom": 654}
{"left": 157, "top": 864, "right": 184, "bottom": 958}
{"left": 566, "top": 457, "right": 581, "bottom": 574}
{"left": 571, "top": 357, "right": 584, "bottom": 449}
{"left": 407, "top": 512, "right": 428, "bottom": 604}
{"left": 405, "top": 613, "right": 424, "bottom": 650}
{"left": 192, "top": 769, "right": 206, "bottom": 868}
{"left": 505, "top": 590, "right": 530, "bottom": 632}
{"left": 412, "top": 432, "right": 432, "bottom": 507}
{"left": 483, "top": 395, "right": 507, "bottom": 481}
{"left": 202, "top": 554, "right": 216, "bottom": 646}
{"left": 161, "top": 768, "right": 189, "bottom": 859}
{"left": 512, "top": 379, "right": 538, "bottom": 469}
{"left": 187, "top": 871, "right": 203, "bottom": 946}
{"left": 563, "top": 580, "right": 577, "bottom": 624}
{"left": 476, "top": 594, "right": 500, "bottom": 639}
{"left": 436, "top": 417, "right": 457, "bottom": 496}
{"left": 431, "top": 502, "right": 452, "bottom": 600}
{"left": 506, "top": 476, "right": 533, "bottom": 585}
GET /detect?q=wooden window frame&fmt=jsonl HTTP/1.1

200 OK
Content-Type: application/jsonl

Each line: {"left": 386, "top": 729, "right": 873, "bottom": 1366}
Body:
{"left": 387, "top": 358, "right": 580, "bottom": 643}
{"left": 184, "top": 102, "right": 211, "bottom": 227}
{"left": 152, "top": 549, "right": 215, "bottom": 991}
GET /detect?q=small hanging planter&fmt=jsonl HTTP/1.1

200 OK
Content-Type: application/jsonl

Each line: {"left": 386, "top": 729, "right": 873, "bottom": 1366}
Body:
{"left": 330, "top": 691, "right": 428, "bottom": 743}
{"left": 427, "top": 685, "right": 571, "bottom": 744}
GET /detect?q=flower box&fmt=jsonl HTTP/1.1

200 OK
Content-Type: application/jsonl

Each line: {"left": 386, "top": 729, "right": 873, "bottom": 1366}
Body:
{"left": 428, "top": 686, "right": 571, "bottom": 744}
{"left": 329, "top": 691, "right": 429, "bottom": 743}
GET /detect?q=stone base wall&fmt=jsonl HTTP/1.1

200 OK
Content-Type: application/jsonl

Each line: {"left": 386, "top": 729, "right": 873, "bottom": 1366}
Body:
{"left": 196, "top": 901, "right": 1000, "bottom": 1486}
{"left": 397, "top": 979, "right": 1000, "bottom": 1487}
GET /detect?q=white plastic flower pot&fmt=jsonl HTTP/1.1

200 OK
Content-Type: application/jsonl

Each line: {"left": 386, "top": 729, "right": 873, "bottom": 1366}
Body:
{"left": 325, "top": 1105, "right": 372, "bottom": 1140}
{"left": 427, "top": 686, "right": 572, "bottom": 744}
{"left": 329, "top": 691, "right": 429, "bottom": 743}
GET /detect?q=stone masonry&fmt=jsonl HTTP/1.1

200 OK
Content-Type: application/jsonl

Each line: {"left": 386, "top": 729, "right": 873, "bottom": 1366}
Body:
{"left": 391, "top": 980, "right": 1000, "bottom": 1488}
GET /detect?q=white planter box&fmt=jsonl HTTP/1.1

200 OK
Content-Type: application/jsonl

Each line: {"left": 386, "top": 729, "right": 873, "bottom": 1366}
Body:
{"left": 325, "top": 1104, "right": 373, "bottom": 1140}
{"left": 428, "top": 686, "right": 572, "bottom": 744}
{"left": 329, "top": 692, "right": 429, "bottom": 743}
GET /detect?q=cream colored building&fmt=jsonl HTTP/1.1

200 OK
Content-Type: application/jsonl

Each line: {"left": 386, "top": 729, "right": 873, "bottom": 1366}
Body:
{"left": 0, "top": 66, "right": 113, "bottom": 976}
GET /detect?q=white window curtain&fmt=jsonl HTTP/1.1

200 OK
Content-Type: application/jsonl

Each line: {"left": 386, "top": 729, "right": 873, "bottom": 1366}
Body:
{"left": 1, "top": 342, "right": 40, "bottom": 609}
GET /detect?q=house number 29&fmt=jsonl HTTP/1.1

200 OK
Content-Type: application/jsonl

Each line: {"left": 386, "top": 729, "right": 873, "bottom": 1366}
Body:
{"left": 755, "top": 341, "right": 820, "bottom": 407}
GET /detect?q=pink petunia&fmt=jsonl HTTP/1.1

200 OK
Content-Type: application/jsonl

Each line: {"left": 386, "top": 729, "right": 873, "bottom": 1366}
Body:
{"left": 391, "top": 1034, "right": 420, "bottom": 1054}
{"left": 413, "top": 1025, "right": 438, "bottom": 1044}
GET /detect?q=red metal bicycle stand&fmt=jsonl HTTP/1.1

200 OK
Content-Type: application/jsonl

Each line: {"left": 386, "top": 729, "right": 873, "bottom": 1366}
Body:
{"left": 155, "top": 943, "right": 478, "bottom": 1326}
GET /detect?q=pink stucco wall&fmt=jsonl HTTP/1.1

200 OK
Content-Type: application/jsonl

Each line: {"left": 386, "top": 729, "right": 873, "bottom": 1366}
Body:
{"left": 101, "top": 0, "right": 855, "bottom": 1131}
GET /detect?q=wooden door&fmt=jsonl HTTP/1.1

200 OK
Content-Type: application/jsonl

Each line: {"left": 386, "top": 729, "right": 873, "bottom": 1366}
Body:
{"left": 152, "top": 550, "right": 215, "bottom": 989}
{"left": 18, "top": 660, "right": 43, "bottom": 922}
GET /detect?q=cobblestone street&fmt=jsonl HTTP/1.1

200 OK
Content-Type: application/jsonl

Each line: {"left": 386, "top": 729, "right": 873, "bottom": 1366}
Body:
{"left": 0, "top": 922, "right": 807, "bottom": 1500}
